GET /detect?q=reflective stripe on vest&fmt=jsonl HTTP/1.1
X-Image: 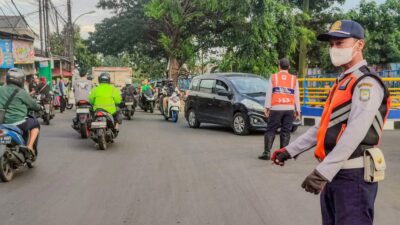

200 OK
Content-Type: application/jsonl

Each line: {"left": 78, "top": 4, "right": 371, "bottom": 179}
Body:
{"left": 271, "top": 72, "right": 297, "bottom": 106}
{"left": 315, "top": 69, "right": 390, "bottom": 160}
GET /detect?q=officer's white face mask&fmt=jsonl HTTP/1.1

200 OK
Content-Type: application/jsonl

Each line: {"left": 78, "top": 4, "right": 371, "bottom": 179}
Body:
{"left": 329, "top": 41, "right": 359, "bottom": 67}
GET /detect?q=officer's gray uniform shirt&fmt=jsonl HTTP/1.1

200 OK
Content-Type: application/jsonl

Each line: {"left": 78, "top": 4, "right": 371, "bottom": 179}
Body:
{"left": 285, "top": 60, "right": 384, "bottom": 181}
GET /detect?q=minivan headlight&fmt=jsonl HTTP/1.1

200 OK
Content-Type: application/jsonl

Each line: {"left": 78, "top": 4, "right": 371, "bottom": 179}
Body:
{"left": 242, "top": 99, "right": 264, "bottom": 112}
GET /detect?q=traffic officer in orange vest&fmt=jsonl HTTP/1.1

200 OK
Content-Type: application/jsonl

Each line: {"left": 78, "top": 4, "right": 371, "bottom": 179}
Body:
{"left": 258, "top": 58, "right": 301, "bottom": 160}
{"left": 271, "top": 20, "right": 390, "bottom": 225}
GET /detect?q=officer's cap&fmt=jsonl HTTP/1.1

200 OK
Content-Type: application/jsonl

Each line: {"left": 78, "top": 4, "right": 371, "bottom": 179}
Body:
{"left": 317, "top": 20, "right": 365, "bottom": 42}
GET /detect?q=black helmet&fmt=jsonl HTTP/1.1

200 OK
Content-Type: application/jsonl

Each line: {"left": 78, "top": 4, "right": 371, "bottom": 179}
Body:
{"left": 98, "top": 72, "right": 111, "bottom": 84}
{"left": 6, "top": 68, "right": 25, "bottom": 88}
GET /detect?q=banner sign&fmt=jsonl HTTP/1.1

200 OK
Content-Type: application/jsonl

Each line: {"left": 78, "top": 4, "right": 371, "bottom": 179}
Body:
{"left": 0, "top": 39, "right": 14, "bottom": 68}
{"left": 12, "top": 40, "right": 34, "bottom": 64}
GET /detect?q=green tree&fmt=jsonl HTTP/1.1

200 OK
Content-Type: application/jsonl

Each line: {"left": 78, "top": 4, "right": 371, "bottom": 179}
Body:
{"left": 49, "top": 27, "right": 100, "bottom": 75}
{"left": 347, "top": 0, "right": 400, "bottom": 65}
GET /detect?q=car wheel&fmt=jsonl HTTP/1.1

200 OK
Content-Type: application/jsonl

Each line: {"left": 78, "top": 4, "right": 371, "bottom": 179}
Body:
{"left": 232, "top": 112, "right": 250, "bottom": 135}
{"left": 188, "top": 109, "right": 200, "bottom": 128}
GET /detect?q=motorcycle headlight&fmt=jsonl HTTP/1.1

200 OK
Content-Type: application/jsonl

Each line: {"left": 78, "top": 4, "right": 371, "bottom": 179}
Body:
{"left": 242, "top": 99, "right": 264, "bottom": 112}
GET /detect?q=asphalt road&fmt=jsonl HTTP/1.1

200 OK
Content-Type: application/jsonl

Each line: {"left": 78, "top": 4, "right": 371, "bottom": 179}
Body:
{"left": 0, "top": 109, "right": 399, "bottom": 225}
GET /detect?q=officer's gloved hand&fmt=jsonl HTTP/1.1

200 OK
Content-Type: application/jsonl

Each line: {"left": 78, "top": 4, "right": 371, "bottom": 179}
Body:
{"left": 301, "top": 170, "right": 328, "bottom": 195}
{"left": 271, "top": 148, "right": 291, "bottom": 166}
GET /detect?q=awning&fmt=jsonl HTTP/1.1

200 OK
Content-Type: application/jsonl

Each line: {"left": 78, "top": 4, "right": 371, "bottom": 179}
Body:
{"left": 52, "top": 67, "right": 72, "bottom": 77}
{"left": 34, "top": 56, "right": 51, "bottom": 62}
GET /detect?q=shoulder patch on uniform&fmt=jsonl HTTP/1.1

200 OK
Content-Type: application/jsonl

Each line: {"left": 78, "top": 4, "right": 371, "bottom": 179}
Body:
{"left": 359, "top": 88, "right": 371, "bottom": 102}
{"left": 358, "top": 83, "right": 373, "bottom": 88}
{"left": 339, "top": 77, "right": 353, "bottom": 90}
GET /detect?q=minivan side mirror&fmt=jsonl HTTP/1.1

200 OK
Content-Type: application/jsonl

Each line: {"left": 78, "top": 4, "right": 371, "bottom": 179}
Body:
{"left": 216, "top": 89, "right": 232, "bottom": 97}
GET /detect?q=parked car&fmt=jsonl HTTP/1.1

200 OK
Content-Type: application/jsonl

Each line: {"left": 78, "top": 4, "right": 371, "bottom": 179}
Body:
{"left": 184, "top": 73, "right": 300, "bottom": 135}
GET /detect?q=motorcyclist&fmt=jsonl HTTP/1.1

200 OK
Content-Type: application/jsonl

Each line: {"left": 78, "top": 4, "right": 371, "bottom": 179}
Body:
{"left": 89, "top": 73, "right": 122, "bottom": 132}
{"left": 162, "top": 79, "right": 179, "bottom": 114}
{"left": 37, "top": 77, "right": 52, "bottom": 103}
{"left": 73, "top": 71, "right": 93, "bottom": 104}
{"left": 72, "top": 72, "right": 94, "bottom": 129}
{"left": 140, "top": 79, "right": 154, "bottom": 106}
{"left": 121, "top": 78, "right": 137, "bottom": 103}
{"left": 0, "top": 68, "right": 41, "bottom": 159}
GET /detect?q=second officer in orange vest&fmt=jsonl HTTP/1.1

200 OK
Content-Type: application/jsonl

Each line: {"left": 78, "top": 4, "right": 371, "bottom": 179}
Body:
{"left": 258, "top": 58, "right": 301, "bottom": 160}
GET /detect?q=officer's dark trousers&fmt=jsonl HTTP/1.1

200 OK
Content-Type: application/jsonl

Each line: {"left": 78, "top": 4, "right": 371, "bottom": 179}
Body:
{"left": 321, "top": 168, "right": 377, "bottom": 225}
{"left": 264, "top": 110, "right": 294, "bottom": 151}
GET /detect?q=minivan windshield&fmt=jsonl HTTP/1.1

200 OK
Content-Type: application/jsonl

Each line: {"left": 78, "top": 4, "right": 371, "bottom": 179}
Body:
{"left": 228, "top": 76, "right": 268, "bottom": 95}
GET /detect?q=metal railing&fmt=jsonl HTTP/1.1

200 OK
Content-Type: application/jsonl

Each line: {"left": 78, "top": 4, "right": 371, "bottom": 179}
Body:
{"left": 299, "top": 77, "right": 400, "bottom": 108}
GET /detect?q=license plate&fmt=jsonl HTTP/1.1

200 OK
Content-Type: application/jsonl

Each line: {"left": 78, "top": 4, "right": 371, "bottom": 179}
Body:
{"left": 125, "top": 102, "right": 134, "bottom": 106}
{"left": 0, "top": 136, "right": 12, "bottom": 144}
{"left": 77, "top": 108, "right": 90, "bottom": 114}
{"left": 91, "top": 121, "right": 107, "bottom": 128}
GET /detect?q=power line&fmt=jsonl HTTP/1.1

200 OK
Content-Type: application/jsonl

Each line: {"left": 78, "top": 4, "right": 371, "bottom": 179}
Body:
{"left": 0, "top": 3, "right": 20, "bottom": 34}
{"left": 10, "top": 0, "right": 39, "bottom": 37}
{"left": 50, "top": 0, "right": 67, "bottom": 24}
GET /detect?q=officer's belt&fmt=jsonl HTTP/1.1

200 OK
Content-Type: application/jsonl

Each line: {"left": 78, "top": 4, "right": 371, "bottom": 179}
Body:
{"left": 342, "top": 157, "right": 364, "bottom": 169}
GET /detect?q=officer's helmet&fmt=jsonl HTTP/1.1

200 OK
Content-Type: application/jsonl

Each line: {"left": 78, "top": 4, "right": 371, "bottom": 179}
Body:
{"left": 6, "top": 68, "right": 26, "bottom": 88}
{"left": 98, "top": 72, "right": 111, "bottom": 84}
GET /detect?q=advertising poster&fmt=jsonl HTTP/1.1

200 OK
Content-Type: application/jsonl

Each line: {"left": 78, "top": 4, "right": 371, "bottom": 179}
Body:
{"left": 12, "top": 40, "right": 34, "bottom": 64}
{"left": 0, "top": 39, "right": 14, "bottom": 68}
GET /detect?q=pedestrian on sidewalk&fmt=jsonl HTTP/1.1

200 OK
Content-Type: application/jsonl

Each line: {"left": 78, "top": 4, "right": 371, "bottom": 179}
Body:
{"left": 258, "top": 58, "right": 301, "bottom": 160}
{"left": 271, "top": 20, "right": 390, "bottom": 225}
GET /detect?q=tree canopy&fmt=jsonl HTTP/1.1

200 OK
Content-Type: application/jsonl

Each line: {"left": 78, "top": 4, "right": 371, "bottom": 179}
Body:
{"left": 88, "top": 0, "right": 400, "bottom": 80}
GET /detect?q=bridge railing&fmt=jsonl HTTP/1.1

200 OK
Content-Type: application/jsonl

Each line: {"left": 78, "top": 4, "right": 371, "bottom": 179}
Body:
{"left": 299, "top": 77, "right": 400, "bottom": 108}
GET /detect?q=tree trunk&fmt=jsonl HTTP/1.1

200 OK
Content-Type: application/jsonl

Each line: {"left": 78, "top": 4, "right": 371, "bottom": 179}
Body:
{"left": 168, "top": 55, "right": 180, "bottom": 84}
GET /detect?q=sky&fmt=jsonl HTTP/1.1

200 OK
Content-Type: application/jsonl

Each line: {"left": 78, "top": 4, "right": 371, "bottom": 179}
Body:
{"left": 0, "top": 0, "right": 387, "bottom": 40}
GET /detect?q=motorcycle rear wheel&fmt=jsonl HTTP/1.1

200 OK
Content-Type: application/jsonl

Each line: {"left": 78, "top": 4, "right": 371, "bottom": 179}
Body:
{"left": 0, "top": 156, "right": 14, "bottom": 182}
{"left": 80, "top": 123, "right": 90, "bottom": 139}
{"left": 97, "top": 130, "right": 107, "bottom": 150}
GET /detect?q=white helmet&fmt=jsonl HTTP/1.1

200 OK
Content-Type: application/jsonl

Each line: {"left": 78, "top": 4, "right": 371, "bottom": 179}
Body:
{"left": 125, "top": 78, "right": 132, "bottom": 85}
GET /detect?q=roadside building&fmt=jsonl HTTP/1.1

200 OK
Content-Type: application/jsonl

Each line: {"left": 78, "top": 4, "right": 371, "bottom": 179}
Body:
{"left": 0, "top": 16, "right": 36, "bottom": 84}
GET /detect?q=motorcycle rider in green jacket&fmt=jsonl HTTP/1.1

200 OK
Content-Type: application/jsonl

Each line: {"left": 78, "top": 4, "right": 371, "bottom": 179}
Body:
{"left": 0, "top": 68, "right": 41, "bottom": 159}
{"left": 89, "top": 73, "right": 122, "bottom": 131}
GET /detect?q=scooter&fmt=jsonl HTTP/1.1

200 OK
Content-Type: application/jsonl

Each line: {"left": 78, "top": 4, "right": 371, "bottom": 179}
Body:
{"left": 121, "top": 96, "right": 136, "bottom": 120}
{"left": 72, "top": 100, "right": 92, "bottom": 138}
{"left": 0, "top": 112, "right": 41, "bottom": 182}
{"left": 36, "top": 94, "right": 54, "bottom": 125}
{"left": 140, "top": 91, "right": 155, "bottom": 113}
{"left": 90, "top": 110, "right": 117, "bottom": 150}
{"left": 161, "top": 92, "right": 181, "bottom": 123}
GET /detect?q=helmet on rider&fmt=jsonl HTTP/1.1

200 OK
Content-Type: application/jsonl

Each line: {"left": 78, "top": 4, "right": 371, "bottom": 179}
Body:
{"left": 125, "top": 78, "right": 132, "bottom": 85}
{"left": 98, "top": 72, "right": 111, "bottom": 84}
{"left": 6, "top": 68, "right": 26, "bottom": 88}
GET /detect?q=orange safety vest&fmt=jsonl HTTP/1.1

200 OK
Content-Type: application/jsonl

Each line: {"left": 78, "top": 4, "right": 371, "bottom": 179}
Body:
{"left": 315, "top": 66, "right": 391, "bottom": 160}
{"left": 271, "top": 72, "right": 297, "bottom": 106}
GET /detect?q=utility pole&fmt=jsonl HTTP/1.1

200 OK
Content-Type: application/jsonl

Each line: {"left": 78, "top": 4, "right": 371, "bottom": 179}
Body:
{"left": 67, "top": 0, "right": 74, "bottom": 71}
{"left": 55, "top": 9, "right": 59, "bottom": 35}
{"left": 39, "top": 0, "right": 43, "bottom": 54}
{"left": 44, "top": 0, "right": 50, "bottom": 57}
{"left": 298, "top": 0, "right": 309, "bottom": 77}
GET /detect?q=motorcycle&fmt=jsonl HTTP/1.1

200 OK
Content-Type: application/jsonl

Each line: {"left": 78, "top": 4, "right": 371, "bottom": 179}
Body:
{"left": 90, "top": 110, "right": 117, "bottom": 150}
{"left": 35, "top": 93, "right": 54, "bottom": 125}
{"left": 72, "top": 100, "right": 92, "bottom": 138}
{"left": 121, "top": 96, "right": 136, "bottom": 120}
{"left": 0, "top": 112, "right": 41, "bottom": 182}
{"left": 161, "top": 92, "right": 181, "bottom": 123}
{"left": 140, "top": 90, "right": 155, "bottom": 113}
